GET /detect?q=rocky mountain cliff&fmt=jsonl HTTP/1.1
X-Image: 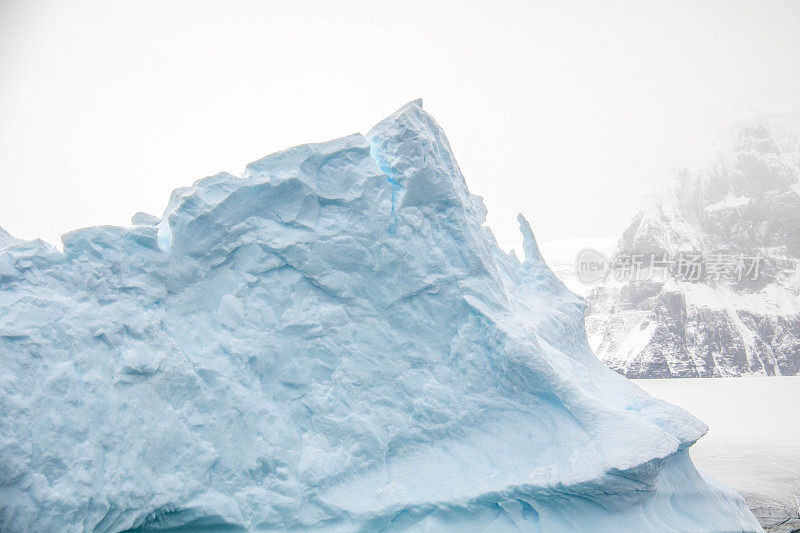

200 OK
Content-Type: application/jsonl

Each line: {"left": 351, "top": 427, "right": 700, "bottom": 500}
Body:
{"left": 585, "top": 110, "right": 800, "bottom": 378}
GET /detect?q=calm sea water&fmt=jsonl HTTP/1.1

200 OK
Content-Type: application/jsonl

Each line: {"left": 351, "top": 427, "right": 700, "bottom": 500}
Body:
{"left": 635, "top": 376, "right": 800, "bottom": 528}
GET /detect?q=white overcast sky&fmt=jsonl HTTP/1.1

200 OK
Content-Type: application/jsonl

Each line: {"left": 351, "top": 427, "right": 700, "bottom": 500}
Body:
{"left": 1, "top": 0, "right": 800, "bottom": 252}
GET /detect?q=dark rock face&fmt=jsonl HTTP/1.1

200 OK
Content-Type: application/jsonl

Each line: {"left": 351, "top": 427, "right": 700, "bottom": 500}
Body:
{"left": 587, "top": 111, "right": 800, "bottom": 377}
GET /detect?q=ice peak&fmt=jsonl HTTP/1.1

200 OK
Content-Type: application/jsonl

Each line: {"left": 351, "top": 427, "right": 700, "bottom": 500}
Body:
{"left": 0, "top": 225, "right": 18, "bottom": 247}
{"left": 517, "top": 213, "right": 543, "bottom": 263}
{"left": 367, "top": 99, "right": 482, "bottom": 219}
{"left": 131, "top": 212, "right": 160, "bottom": 226}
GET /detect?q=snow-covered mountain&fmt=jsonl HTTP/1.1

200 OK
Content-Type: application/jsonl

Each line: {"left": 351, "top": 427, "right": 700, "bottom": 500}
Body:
{"left": 0, "top": 101, "right": 759, "bottom": 531}
{"left": 584, "top": 110, "right": 800, "bottom": 378}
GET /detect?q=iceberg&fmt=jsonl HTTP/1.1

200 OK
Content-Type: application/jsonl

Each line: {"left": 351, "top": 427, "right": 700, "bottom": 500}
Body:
{"left": 0, "top": 101, "right": 760, "bottom": 531}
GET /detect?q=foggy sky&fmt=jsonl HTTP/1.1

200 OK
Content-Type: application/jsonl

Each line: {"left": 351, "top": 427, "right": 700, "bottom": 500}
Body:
{"left": 1, "top": 0, "right": 799, "bottom": 251}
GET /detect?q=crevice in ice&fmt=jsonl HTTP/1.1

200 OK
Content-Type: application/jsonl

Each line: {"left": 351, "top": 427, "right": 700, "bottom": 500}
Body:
{"left": 367, "top": 138, "right": 405, "bottom": 235}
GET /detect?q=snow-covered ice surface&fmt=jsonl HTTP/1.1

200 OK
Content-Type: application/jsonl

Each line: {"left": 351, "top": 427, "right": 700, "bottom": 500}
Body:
{"left": 636, "top": 377, "right": 800, "bottom": 532}
{"left": 0, "top": 101, "right": 760, "bottom": 532}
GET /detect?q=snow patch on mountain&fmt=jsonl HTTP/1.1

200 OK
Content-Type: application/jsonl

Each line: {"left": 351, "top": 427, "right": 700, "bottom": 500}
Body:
{"left": 705, "top": 193, "right": 751, "bottom": 212}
